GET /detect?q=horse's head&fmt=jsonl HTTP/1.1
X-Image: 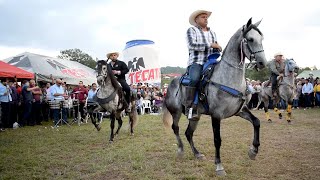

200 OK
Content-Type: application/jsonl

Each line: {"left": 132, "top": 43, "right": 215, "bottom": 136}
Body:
{"left": 96, "top": 60, "right": 109, "bottom": 86}
{"left": 285, "top": 59, "right": 299, "bottom": 75}
{"left": 241, "top": 18, "right": 267, "bottom": 70}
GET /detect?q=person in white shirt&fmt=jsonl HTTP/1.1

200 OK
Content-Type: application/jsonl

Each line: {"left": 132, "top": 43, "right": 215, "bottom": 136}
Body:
{"left": 49, "top": 79, "right": 68, "bottom": 125}
{"left": 302, "top": 79, "right": 313, "bottom": 109}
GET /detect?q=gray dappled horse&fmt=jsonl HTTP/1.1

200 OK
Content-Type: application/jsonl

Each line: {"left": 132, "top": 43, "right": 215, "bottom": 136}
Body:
{"left": 89, "top": 60, "right": 138, "bottom": 142}
{"left": 255, "top": 59, "right": 299, "bottom": 123}
{"left": 162, "top": 18, "right": 267, "bottom": 176}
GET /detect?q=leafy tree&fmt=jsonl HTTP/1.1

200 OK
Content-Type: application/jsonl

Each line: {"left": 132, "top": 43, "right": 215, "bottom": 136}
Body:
{"left": 245, "top": 66, "right": 270, "bottom": 82}
{"left": 58, "top": 48, "right": 96, "bottom": 69}
{"left": 161, "top": 66, "right": 186, "bottom": 74}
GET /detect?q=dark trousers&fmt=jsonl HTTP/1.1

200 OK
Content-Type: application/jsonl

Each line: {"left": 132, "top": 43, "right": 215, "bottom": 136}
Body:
{"left": 53, "top": 108, "right": 67, "bottom": 125}
{"left": 271, "top": 73, "right": 278, "bottom": 93}
{"left": 316, "top": 92, "right": 320, "bottom": 106}
{"left": 74, "top": 102, "right": 85, "bottom": 120}
{"left": 42, "top": 102, "right": 49, "bottom": 121}
{"left": 1, "top": 102, "right": 10, "bottom": 128}
{"left": 118, "top": 79, "right": 131, "bottom": 104}
{"left": 32, "top": 101, "right": 42, "bottom": 125}
{"left": 9, "top": 101, "right": 18, "bottom": 125}
{"left": 22, "top": 101, "right": 32, "bottom": 126}
{"left": 303, "top": 93, "right": 311, "bottom": 108}
{"left": 249, "top": 93, "right": 259, "bottom": 109}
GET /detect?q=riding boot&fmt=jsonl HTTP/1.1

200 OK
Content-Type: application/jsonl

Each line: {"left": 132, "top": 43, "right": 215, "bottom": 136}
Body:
{"left": 184, "top": 86, "right": 197, "bottom": 119}
{"left": 124, "top": 92, "right": 131, "bottom": 113}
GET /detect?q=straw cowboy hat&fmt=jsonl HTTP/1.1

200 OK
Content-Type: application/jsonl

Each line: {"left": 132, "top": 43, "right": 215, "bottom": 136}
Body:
{"left": 274, "top": 52, "right": 284, "bottom": 58}
{"left": 106, "top": 51, "right": 119, "bottom": 59}
{"left": 189, "top": 10, "right": 212, "bottom": 26}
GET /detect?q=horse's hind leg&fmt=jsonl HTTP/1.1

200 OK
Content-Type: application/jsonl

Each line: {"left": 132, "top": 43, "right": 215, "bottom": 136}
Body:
{"left": 171, "top": 111, "right": 184, "bottom": 157}
{"left": 263, "top": 99, "right": 272, "bottom": 122}
{"left": 185, "top": 118, "right": 205, "bottom": 160}
{"left": 211, "top": 117, "right": 226, "bottom": 176}
{"left": 237, "top": 106, "right": 260, "bottom": 160}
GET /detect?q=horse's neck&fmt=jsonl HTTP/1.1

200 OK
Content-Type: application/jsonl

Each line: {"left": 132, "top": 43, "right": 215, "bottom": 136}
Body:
{"left": 283, "top": 66, "right": 294, "bottom": 86}
{"left": 212, "top": 33, "right": 246, "bottom": 90}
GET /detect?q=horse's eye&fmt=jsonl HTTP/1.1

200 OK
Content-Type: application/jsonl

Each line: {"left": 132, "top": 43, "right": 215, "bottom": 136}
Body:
{"left": 248, "top": 38, "right": 254, "bottom": 42}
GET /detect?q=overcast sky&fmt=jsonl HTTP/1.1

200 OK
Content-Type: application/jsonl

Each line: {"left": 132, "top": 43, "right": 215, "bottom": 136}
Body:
{"left": 0, "top": 0, "right": 319, "bottom": 68}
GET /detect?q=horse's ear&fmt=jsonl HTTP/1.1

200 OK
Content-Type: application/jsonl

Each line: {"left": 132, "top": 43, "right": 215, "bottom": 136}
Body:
{"left": 254, "top": 19, "right": 263, "bottom": 27}
{"left": 246, "top": 18, "right": 252, "bottom": 28}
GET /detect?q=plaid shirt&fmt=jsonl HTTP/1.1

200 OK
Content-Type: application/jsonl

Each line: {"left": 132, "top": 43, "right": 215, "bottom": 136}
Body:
{"left": 187, "top": 26, "right": 217, "bottom": 66}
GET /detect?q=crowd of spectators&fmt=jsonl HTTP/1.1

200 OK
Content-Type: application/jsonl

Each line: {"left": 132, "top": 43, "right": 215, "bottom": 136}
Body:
{"left": 0, "top": 78, "right": 168, "bottom": 131}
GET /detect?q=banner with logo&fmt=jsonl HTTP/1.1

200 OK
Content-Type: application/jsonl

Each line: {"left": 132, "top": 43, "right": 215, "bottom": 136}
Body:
{"left": 122, "top": 40, "right": 161, "bottom": 85}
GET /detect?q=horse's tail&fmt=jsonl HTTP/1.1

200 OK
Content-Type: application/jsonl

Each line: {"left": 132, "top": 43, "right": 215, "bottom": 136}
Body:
{"left": 162, "top": 100, "right": 173, "bottom": 128}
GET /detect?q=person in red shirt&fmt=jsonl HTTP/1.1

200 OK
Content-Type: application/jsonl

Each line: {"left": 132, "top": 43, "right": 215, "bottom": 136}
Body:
{"left": 30, "top": 79, "right": 42, "bottom": 125}
{"left": 72, "top": 81, "right": 88, "bottom": 121}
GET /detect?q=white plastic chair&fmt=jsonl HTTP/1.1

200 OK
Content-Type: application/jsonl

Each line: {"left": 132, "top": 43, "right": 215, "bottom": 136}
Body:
{"left": 141, "top": 100, "right": 152, "bottom": 115}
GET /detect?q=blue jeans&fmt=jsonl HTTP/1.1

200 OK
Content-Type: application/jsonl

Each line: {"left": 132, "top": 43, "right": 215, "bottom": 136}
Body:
{"left": 23, "top": 101, "right": 32, "bottom": 126}
{"left": 53, "top": 108, "right": 67, "bottom": 125}
{"left": 293, "top": 99, "right": 299, "bottom": 107}
{"left": 315, "top": 92, "right": 320, "bottom": 106}
{"left": 187, "top": 63, "right": 203, "bottom": 87}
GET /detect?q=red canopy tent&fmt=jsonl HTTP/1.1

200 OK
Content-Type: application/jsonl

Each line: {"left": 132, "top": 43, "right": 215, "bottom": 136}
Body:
{"left": 0, "top": 60, "right": 34, "bottom": 79}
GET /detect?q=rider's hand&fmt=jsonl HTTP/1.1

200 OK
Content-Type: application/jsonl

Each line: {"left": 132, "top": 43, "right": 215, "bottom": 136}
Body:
{"left": 211, "top": 43, "right": 222, "bottom": 51}
{"left": 279, "top": 73, "right": 284, "bottom": 77}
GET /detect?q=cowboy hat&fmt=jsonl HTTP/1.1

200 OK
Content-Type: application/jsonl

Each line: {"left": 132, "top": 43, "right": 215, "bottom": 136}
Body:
{"left": 274, "top": 52, "right": 284, "bottom": 58}
{"left": 189, "top": 10, "right": 212, "bottom": 26}
{"left": 106, "top": 52, "right": 119, "bottom": 58}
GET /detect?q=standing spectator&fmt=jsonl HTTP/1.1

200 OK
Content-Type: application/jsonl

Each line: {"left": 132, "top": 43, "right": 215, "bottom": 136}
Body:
{"left": 30, "top": 80, "right": 42, "bottom": 125}
{"left": 87, "top": 83, "right": 102, "bottom": 120}
{"left": 293, "top": 81, "right": 302, "bottom": 109}
{"left": 302, "top": 79, "right": 313, "bottom": 110}
{"left": 72, "top": 81, "right": 88, "bottom": 122}
{"left": 21, "top": 80, "right": 39, "bottom": 126}
{"left": 0, "top": 79, "right": 12, "bottom": 130}
{"left": 50, "top": 79, "right": 68, "bottom": 125}
{"left": 41, "top": 83, "right": 51, "bottom": 122}
{"left": 314, "top": 79, "right": 320, "bottom": 107}
{"left": 9, "top": 80, "right": 19, "bottom": 125}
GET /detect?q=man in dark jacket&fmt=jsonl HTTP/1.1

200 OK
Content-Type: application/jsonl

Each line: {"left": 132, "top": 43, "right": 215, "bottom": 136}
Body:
{"left": 107, "top": 51, "right": 131, "bottom": 111}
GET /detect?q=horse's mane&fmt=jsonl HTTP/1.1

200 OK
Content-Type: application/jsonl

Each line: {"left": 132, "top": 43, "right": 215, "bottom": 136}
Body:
{"left": 107, "top": 64, "right": 121, "bottom": 90}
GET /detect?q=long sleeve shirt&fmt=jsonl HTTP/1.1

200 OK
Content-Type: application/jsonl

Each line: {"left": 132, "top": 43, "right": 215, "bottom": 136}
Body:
{"left": 269, "top": 59, "right": 285, "bottom": 75}
{"left": 0, "top": 83, "right": 11, "bottom": 103}
{"left": 111, "top": 60, "right": 129, "bottom": 81}
{"left": 187, "top": 26, "right": 217, "bottom": 66}
{"left": 302, "top": 83, "right": 314, "bottom": 94}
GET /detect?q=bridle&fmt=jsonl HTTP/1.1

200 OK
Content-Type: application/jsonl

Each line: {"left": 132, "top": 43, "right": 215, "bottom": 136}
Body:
{"left": 222, "top": 25, "right": 264, "bottom": 70}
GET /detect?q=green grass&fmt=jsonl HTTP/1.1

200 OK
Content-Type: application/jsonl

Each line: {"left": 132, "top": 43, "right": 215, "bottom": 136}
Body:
{"left": 0, "top": 108, "right": 320, "bottom": 179}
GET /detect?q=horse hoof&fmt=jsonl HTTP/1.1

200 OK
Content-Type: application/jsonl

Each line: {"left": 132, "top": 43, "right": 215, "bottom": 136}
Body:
{"left": 216, "top": 170, "right": 227, "bottom": 176}
{"left": 196, "top": 154, "right": 206, "bottom": 160}
{"left": 287, "top": 120, "right": 291, "bottom": 124}
{"left": 109, "top": 140, "right": 114, "bottom": 144}
{"left": 279, "top": 114, "right": 283, "bottom": 119}
{"left": 177, "top": 148, "right": 184, "bottom": 158}
{"left": 248, "top": 148, "right": 257, "bottom": 160}
{"left": 130, "top": 133, "right": 134, "bottom": 136}
{"left": 268, "top": 119, "right": 272, "bottom": 123}
{"left": 96, "top": 126, "right": 101, "bottom": 131}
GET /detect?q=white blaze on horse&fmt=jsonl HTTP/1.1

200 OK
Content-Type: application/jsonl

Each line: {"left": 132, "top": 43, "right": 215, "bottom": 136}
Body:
{"left": 162, "top": 18, "right": 267, "bottom": 176}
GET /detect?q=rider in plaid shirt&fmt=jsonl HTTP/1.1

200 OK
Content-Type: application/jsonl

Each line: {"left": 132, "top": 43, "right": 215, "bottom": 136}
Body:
{"left": 185, "top": 10, "right": 222, "bottom": 119}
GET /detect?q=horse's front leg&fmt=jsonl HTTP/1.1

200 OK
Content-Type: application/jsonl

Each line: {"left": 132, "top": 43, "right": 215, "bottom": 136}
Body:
{"left": 237, "top": 106, "right": 260, "bottom": 160}
{"left": 211, "top": 117, "right": 226, "bottom": 176}
{"left": 115, "top": 112, "right": 123, "bottom": 136}
{"left": 90, "top": 106, "right": 103, "bottom": 131}
{"left": 286, "top": 101, "right": 293, "bottom": 123}
{"left": 109, "top": 113, "right": 116, "bottom": 142}
{"left": 185, "top": 116, "right": 205, "bottom": 160}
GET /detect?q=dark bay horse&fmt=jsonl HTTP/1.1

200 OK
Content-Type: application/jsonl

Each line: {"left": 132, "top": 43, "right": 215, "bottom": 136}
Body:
{"left": 89, "top": 60, "right": 138, "bottom": 142}
{"left": 162, "top": 18, "right": 267, "bottom": 175}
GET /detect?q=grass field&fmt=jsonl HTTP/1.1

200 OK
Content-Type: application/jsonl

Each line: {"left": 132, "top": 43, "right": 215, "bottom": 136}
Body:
{"left": 0, "top": 108, "right": 320, "bottom": 180}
